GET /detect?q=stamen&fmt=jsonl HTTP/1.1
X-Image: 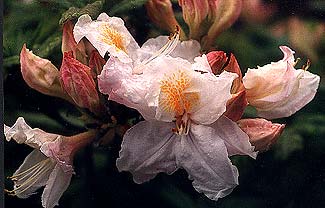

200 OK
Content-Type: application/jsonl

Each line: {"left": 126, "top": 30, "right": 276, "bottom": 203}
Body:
{"left": 302, "top": 59, "right": 311, "bottom": 71}
{"left": 8, "top": 159, "right": 49, "bottom": 179}
{"left": 132, "top": 26, "right": 180, "bottom": 74}
{"left": 6, "top": 159, "right": 53, "bottom": 196}
{"left": 293, "top": 58, "right": 301, "bottom": 67}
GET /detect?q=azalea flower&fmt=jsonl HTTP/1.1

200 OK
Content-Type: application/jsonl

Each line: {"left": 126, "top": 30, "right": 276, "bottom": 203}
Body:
{"left": 243, "top": 46, "right": 320, "bottom": 119}
{"left": 4, "top": 117, "right": 97, "bottom": 208}
{"left": 99, "top": 53, "right": 256, "bottom": 200}
{"left": 73, "top": 12, "right": 201, "bottom": 73}
{"left": 73, "top": 13, "right": 140, "bottom": 63}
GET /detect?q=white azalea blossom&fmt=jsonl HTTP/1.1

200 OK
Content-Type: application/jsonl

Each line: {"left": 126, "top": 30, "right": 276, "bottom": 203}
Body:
{"left": 73, "top": 13, "right": 201, "bottom": 70}
{"left": 4, "top": 117, "right": 96, "bottom": 208}
{"left": 99, "top": 53, "right": 257, "bottom": 200}
{"left": 243, "top": 46, "right": 320, "bottom": 119}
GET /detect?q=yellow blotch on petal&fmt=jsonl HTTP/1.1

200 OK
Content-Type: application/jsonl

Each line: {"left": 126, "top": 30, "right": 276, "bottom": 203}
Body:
{"left": 100, "top": 24, "right": 127, "bottom": 53}
{"left": 159, "top": 70, "right": 199, "bottom": 116}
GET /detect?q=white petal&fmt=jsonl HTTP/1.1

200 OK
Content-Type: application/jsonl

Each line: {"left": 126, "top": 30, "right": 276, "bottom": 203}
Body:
{"left": 12, "top": 150, "right": 56, "bottom": 198}
{"left": 41, "top": 164, "right": 73, "bottom": 208}
{"left": 98, "top": 57, "right": 156, "bottom": 120}
{"left": 279, "top": 45, "right": 295, "bottom": 64}
{"left": 73, "top": 14, "right": 92, "bottom": 43}
{"left": 190, "top": 71, "right": 237, "bottom": 125}
{"left": 116, "top": 121, "right": 179, "bottom": 184}
{"left": 4, "top": 117, "right": 31, "bottom": 143}
{"left": 138, "top": 36, "right": 200, "bottom": 63}
{"left": 73, "top": 13, "right": 139, "bottom": 63}
{"left": 211, "top": 116, "right": 257, "bottom": 158}
{"left": 5, "top": 117, "right": 59, "bottom": 148}
{"left": 258, "top": 70, "right": 320, "bottom": 119}
{"left": 176, "top": 124, "right": 239, "bottom": 200}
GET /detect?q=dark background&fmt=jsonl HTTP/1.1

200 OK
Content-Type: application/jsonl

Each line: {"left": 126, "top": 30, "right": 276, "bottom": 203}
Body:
{"left": 3, "top": 0, "right": 325, "bottom": 207}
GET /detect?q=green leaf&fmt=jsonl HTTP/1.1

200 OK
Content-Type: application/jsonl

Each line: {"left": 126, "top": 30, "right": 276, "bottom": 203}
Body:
{"left": 3, "top": 55, "right": 20, "bottom": 67}
{"left": 109, "top": 0, "right": 147, "bottom": 15}
{"left": 59, "top": 0, "right": 104, "bottom": 25}
{"left": 58, "top": 108, "right": 85, "bottom": 129}
{"left": 274, "top": 129, "right": 303, "bottom": 160}
{"left": 33, "top": 34, "right": 62, "bottom": 58}
{"left": 18, "top": 112, "right": 66, "bottom": 132}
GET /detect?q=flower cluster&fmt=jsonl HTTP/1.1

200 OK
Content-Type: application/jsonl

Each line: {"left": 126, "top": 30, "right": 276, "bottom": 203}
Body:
{"left": 4, "top": 2, "right": 320, "bottom": 207}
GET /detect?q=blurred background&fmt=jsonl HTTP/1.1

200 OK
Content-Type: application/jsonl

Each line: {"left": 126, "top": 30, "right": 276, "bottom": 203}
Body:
{"left": 3, "top": 0, "right": 325, "bottom": 207}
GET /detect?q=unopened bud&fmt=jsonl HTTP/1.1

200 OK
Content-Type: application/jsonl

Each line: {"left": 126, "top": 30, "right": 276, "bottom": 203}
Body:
{"left": 238, "top": 118, "right": 285, "bottom": 152}
{"left": 146, "top": 0, "right": 186, "bottom": 39}
{"left": 208, "top": 51, "right": 247, "bottom": 121}
{"left": 62, "top": 20, "right": 88, "bottom": 64}
{"left": 20, "top": 44, "right": 72, "bottom": 102}
{"left": 89, "top": 50, "right": 106, "bottom": 76}
{"left": 179, "top": 0, "right": 209, "bottom": 39}
{"left": 202, "top": 0, "right": 242, "bottom": 50}
{"left": 206, "top": 51, "right": 227, "bottom": 75}
{"left": 60, "top": 51, "right": 102, "bottom": 115}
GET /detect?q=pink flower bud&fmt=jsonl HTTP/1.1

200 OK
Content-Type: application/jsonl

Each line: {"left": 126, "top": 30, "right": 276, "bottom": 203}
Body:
{"left": 62, "top": 20, "right": 88, "bottom": 64}
{"left": 202, "top": 0, "right": 243, "bottom": 50}
{"left": 206, "top": 51, "right": 228, "bottom": 75}
{"left": 179, "top": 0, "right": 209, "bottom": 39}
{"left": 237, "top": 118, "right": 285, "bottom": 152}
{"left": 20, "top": 44, "right": 72, "bottom": 102}
{"left": 89, "top": 50, "right": 106, "bottom": 76}
{"left": 207, "top": 51, "right": 247, "bottom": 121}
{"left": 224, "top": 90, "right": 247, "bottom": 121}
{"left": 60, "top": 51, "right": 102, "bottom": 114}
{"left": 146, "top": 0, "right": 186, "bottom": 39}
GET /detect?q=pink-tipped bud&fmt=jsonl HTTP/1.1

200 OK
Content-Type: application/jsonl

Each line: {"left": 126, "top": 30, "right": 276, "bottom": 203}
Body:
{"left": 179, "top": 0, "right": 209, "bottom": 39}
{"left": 89, "top": 50, "right": 106, "bottom": 76}
{"left": 237, "top": 118, "right": 285, "bottom": 152}
{"left": 62, "top": 20, "right": 88, "bottom": 64}
{"left": 146, "top": 0, "right": 186, "bottom": 39}
{"left": 20, "top": 44, "right": 72, "bottom": 102}
{"left": 60, "top": 51, "right": 102, "bottom": 114}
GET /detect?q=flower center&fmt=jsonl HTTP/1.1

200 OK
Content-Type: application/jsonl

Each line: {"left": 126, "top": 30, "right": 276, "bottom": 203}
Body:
{"left": 100, "top": 24, "right": 126, "bottom": 53}
{"left": 159, "top": 70, "right": 199, "bottom": 116}
{"left": 159, "top": 70, "right": 199, "bottom": 134}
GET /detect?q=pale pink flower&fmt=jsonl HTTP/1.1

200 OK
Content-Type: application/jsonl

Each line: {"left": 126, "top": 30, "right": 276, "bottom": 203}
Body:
{"left": 243, "top": 46, "right": 320, "bottom": 119}
{"left": 73, "top": 13, "right": 140, "bottom": 63}
{"left": 74, "top": 13, "right": 201, "bottom": 71}
{"left": 100, "top": 54, "right": 256, "bottom": 200}
{"left": 237, "top": 118, "right": 285, "bottom": 152}
{"left": 4, "top": 117, "right": 97, "bottom": 208}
